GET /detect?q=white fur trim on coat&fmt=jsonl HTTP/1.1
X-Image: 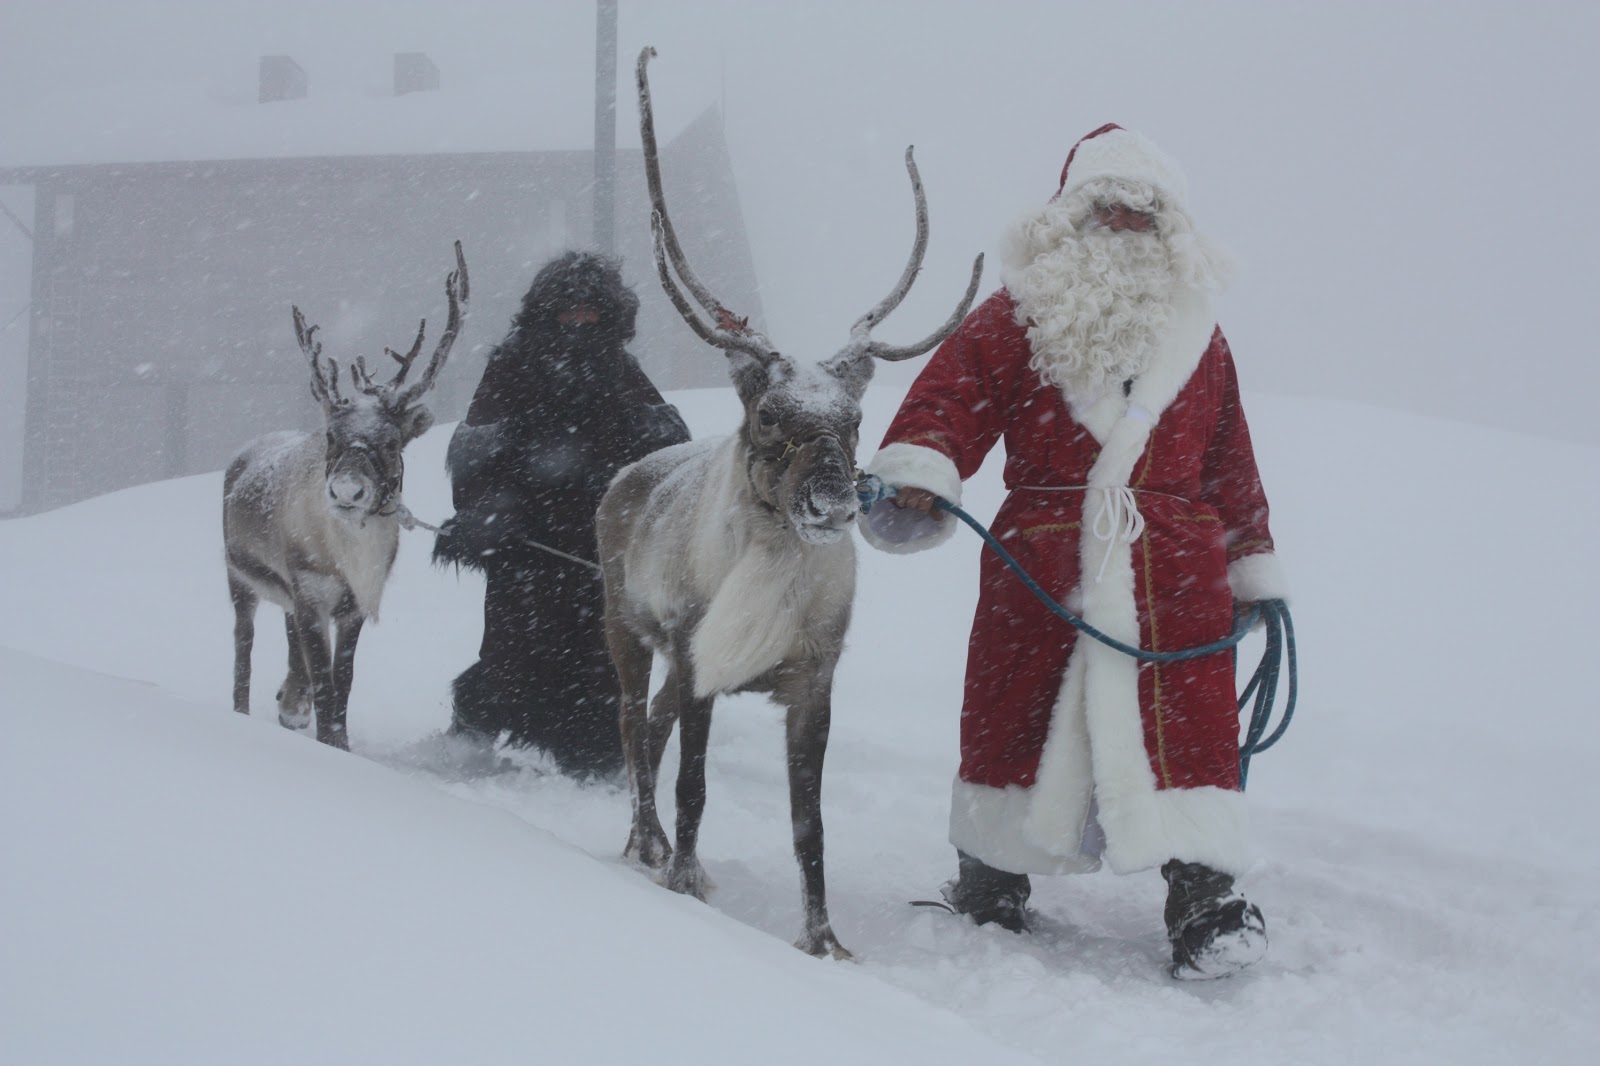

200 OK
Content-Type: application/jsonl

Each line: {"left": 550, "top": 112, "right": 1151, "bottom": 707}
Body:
{"left": 949, "top": 778, "right": 1101, "bottom": 875}
{"left": 859, "top": 443, "right": 962, "bottom": 554}
{"left": 991, "top": 286, "right": 1256, "bottom": 878}
{"left": 1228, "top": 552, "right": 1290, "bottom": 603}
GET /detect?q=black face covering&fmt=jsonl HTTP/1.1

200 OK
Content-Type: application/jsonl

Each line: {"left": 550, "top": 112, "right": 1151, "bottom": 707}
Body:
{"left": 466, "top": 253, "right": 642, "bottom": 425}
{"left": 555, "top": 321, "right": 603, "bottom": 351}
{"left": 547, "top": 318, "right": 628, "bottom": 379}
{"left": 550, "top": 316, "right": 624, "bottom": 363}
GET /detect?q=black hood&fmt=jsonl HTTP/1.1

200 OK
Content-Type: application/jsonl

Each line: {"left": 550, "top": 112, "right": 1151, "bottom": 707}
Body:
{"left": 512, "top": 251, "right": 639, "bottom": 347}
{"left": 465, "top": 251, "right": 643, "bottom": 424}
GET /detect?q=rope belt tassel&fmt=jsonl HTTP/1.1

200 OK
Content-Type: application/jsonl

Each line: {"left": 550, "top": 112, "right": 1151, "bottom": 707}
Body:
{"left": 1090, "top": 484, "right": 1145, "bottom": 583}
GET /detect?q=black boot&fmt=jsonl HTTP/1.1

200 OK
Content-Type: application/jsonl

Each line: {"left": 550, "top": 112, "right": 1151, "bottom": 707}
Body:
{"left": 1162, "top": 859, "right": 1267, "bottom": 979}
{"left": 938, "top": 851, "right": 1032, "bottom": 933}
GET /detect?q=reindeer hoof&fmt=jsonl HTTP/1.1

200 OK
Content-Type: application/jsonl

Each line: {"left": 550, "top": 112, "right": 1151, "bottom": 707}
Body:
{"left": 278, "top": 691, "right": 313, "bottom": 732}
{"left": 317, "top": 725, "right": 350, "bottom": 751}
{"left": 624, "top": 824, "right": 672, "bottom": 870}
{"left": 796, "top": 928, "right": 852, "bottom": 960}
{"left": 278, "top": 709, "right": 312, "bottom": 732}
{"left": 664, "top": 856, "right": 712, "bottom": 901}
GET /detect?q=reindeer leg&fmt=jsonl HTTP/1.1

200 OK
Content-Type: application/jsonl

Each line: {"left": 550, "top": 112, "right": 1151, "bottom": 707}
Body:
{"left": 646, "top": 659, "right": 683, "bottom": 782}
{"left": 228, "top": 575, "right": 256, "bottom": 716}
{"left": 665, "top": 680, "right": 714, "bottom": 901}
{"left": 276, "top": 613, "right": 313, "bottom": 732}
{"left": 615, "top": 624, "right": 671, "bottom": 868}
{"left": 287, "top": 597, "right": 343, "bottom": 750}
{"left": 331, "top": 614, "right": 364, "bottom": 743}
{"left": 782, "top": 680, "right": 850, "bottom": 960}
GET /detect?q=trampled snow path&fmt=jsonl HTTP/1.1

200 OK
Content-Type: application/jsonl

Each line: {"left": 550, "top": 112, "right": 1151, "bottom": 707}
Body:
{"left": 3, "top": 384, "right": 1597, "bottom": 1064}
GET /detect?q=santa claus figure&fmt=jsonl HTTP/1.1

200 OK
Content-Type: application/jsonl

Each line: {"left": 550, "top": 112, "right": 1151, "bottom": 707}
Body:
{"left": 862, "top": 124, "right": 1290, "bottom": 979}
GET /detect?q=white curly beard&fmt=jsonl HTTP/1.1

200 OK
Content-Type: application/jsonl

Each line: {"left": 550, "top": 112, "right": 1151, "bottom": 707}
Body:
{"left": 1001, "top": 179, "right": 1230, "bottom": 405}
{"left": 1008, "top": 228, "right": 1176, "bottom": 404}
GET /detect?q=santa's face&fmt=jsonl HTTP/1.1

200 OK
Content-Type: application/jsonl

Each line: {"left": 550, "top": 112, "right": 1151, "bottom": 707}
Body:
{"left": 1088, "top": 202, "right": 1157, "bottom": 233}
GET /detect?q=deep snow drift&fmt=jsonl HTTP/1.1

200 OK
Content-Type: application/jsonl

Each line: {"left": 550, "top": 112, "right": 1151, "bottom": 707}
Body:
{"left": 3, "top": 383, "right": 1597, "bottom": 1065}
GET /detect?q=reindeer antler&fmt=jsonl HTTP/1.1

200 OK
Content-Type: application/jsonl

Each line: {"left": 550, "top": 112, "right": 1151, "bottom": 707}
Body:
{"left": 291, "top": 242, "right": 467, "bottom": 410}
{"left": 294, "top": 305, "right": 348, "bottom": 409}
{"left": 852, "top": 147, "right": 932, "bottom": 339}
{"left": 845, "top": 148, "right": 985, "bottom": 363}
{"left": 649, "top": 212, "right": 767, "bottom": 360}
{"left": 385, "top": 319, "right": 428, "bottom": 384}
{"left": 397, "top": 240, "right": 469, "bottom": 407}
{"left": 638, "top": 47, "right": 775, "bottom": 365}
{"left": 350, "top": 317, "right": 426, "bottom": 397}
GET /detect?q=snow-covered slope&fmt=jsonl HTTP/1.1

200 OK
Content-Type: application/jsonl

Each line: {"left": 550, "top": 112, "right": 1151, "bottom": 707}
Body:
{"left": 0, "top": 645, "right": 1037, "bottom": 1066}
{"left": 2, "top": 385, "right": 1597, "bottom": 1065}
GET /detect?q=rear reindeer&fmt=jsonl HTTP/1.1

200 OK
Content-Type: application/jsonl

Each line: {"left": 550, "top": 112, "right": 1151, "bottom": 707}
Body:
{"left": 224, "top": 242, "right": 469, "bottom": 750}
{"left": 596, "top": 49, "right": 983, "bottom": 958}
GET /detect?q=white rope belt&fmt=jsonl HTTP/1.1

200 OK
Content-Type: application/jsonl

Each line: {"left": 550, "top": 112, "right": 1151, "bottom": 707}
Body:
{"left": 1013, "top": 484, "right": 1189, "bottom": 504}
{"left": 1012, "top": 484, "right": 1180, "bottom": 584}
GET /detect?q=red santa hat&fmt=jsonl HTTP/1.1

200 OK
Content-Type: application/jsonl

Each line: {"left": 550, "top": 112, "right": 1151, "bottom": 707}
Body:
{"left": 1056, "top": 123, "right": 1189, "bottom": 210}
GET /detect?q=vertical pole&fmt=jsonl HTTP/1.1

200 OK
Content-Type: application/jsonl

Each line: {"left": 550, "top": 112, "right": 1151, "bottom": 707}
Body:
{"left": 21, "top": 188, "right": 53, "bottom": 513}
{"left": 593, "top": 0, "right": 619, "bottom": 254}
{"left": 164, "top": 375, "right": 189, "bottom": 479}
{"left": 0, "top": 187, "right": 35, "bottom": 515}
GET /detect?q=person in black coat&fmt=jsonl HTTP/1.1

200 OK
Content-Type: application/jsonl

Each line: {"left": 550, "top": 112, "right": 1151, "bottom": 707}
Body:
{"left": 434, "top": 251, "right": 690, "bottom": 776}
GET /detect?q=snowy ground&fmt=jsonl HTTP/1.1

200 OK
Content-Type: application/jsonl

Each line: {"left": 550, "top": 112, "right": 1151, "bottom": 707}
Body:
{"left": 3, "top": 382, "right": 1598, "bottom": 1065}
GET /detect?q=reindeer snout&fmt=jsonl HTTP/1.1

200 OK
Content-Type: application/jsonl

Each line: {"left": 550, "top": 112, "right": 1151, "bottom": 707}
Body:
{"left": 787, "top": 440, "right": 859, "bottom": 543}
{"left": 796, "top": 480, "right": 860, "bottom": 548}
{"left": 806, "top": 486, "right": 859, "bottom": 526}
{"left": 327, "top": 472, "right": 372, "bottom": 509}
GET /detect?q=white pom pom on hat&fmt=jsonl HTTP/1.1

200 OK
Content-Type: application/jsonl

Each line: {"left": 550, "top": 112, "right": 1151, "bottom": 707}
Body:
{"left": 1056, "top": 123, "right": 1189, "bottom": 210}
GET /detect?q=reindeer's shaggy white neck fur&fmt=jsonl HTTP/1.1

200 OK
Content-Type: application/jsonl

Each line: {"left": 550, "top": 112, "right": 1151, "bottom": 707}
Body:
{"left": 323, "top": 504, "right": 400, "bottom": 621}
{"left": 624, "top": 436, "right": 856, "bottom": 698}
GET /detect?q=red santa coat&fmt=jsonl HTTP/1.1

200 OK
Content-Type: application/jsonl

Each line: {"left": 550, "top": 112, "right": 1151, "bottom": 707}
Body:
{"left": 861, "top": 284, "right": 1288, "bottom": 877}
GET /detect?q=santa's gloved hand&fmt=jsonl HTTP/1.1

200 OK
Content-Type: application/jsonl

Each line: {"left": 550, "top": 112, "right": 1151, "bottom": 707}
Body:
{"left": 890, "top": 486, "right": 946, "bottom": 521}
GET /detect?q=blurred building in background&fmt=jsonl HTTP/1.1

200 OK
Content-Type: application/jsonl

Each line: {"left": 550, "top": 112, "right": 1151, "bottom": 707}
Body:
{"left": 0, "top": 52, "right": 759, "bottom": 514}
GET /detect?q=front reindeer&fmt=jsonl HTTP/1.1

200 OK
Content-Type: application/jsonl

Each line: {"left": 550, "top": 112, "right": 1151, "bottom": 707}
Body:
{"left": 223, "top": 242, "right": 468, "bottom": 750}
{"left": 596, "top": 49, "right": 983, "bottom": 958}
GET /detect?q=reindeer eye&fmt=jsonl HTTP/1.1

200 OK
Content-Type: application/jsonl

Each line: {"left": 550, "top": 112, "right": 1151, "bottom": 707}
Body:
{"left": 757, "top": 407, "right": 778, "bottom": 429}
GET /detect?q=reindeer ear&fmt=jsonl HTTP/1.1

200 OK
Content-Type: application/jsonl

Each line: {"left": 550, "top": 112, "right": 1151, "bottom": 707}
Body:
{"left": 727, "top": 351, "right": 777, "bottom": 405}
{"left": 401, "top": 405, "right": 435, "bottom": 442}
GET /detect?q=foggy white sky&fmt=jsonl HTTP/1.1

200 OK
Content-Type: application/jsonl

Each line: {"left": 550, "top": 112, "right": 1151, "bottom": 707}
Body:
{"left": 3, "top": 0, "right": 1598, "bottom": 445}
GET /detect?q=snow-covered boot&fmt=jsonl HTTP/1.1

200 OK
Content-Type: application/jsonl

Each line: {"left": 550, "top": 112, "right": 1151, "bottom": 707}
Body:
{"left": 938, "top": 851, "right": 1032, "bottom": 933}
{"left": 1162, "top": 859, "right": 1267, "bottom": 979}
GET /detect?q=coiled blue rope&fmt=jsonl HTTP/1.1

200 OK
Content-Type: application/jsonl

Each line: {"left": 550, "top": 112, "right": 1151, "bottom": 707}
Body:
{"left": 858, "top": 475, "right": 1297, "bottom": 785}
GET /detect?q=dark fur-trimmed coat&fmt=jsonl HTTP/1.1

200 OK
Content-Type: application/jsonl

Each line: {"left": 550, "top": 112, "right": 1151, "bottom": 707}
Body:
{"left": 434, "top": 253, "right": 689, "bottom": 773}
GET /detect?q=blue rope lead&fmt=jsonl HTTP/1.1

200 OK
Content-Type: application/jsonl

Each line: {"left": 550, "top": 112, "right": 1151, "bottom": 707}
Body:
{"left": 1234, "top": 599, "right": 1297, "bottom": 786}
{"left": 858, "top": 476, "right": 1297, "bottom": 785}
